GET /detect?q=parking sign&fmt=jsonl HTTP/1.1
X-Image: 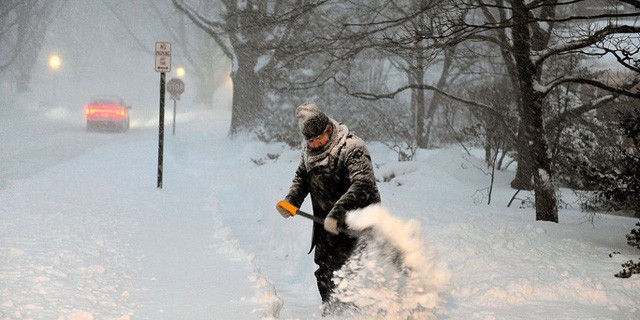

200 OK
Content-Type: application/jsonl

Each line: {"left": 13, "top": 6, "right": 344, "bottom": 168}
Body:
{"left": 155, "top": 42, "right": 171, "bottom": 72}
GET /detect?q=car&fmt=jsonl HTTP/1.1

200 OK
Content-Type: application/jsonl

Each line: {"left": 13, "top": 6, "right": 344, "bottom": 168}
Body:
{"left": 84, "top": 95, "right": 131, "bottom": 132}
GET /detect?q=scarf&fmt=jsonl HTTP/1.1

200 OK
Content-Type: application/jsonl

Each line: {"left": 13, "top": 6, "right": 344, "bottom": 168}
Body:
{"left": 303, "top": 119, "right": 348, "bottom": 171}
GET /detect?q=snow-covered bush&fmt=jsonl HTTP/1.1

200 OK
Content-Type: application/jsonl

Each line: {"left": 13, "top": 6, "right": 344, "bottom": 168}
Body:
{"left": 565, "top": 108, "right": 640, "bottom": 279}
{"left": 255, "top": 104, "right": 300, "bottom": 148}
{"left": 576, "top": 109, "right": 640, "bottom": 215}
{"left": 615, "top": 221, "right": 640, "bottom": 278}
{"left": 552, "top": 122, "right": 613, "bottom": 189}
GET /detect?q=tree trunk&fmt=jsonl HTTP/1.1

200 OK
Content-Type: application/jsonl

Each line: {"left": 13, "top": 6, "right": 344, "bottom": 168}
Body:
{"left": 15, "top": 2, "right": 52, "bottom": 93}
{"left": 194, "top": 52, "right": 218, "bottom": 106}
{"left": 196, "top": 72, "right": 215, "bottom": 106}
{"left": 423, "top": 48, "right": 453, "bottom": 149}
{"left": 527, "top": 97, "right": 558, "bottom": 222}
{"left": 510, "top": 120, "right": 534, "bottom": 190}
{"left": 229, "top": 45, "right": 264, "bottom": 135}
{"left": 485, "top": 11, "right": 534, "bottom": 190}
{"left": 512, "top": 1, "right": 558, "bottom": 222}
{"left": 411, "top": 67, "right": 426, "bottom": 148}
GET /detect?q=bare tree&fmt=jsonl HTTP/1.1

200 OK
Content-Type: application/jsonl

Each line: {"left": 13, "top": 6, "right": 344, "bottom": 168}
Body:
{"left": 378, "top": 0, "right": 447, "bottom": 149}
{"left": 479, "top": 1, "right": 640, "bottom": 222}
{"left": 318, "top": 1, "right": 640, "bottom": 222}
{"left": 172, "top": 0, "right": 329, "bottom": 135}
{"left": 0, "top": 1, "right": 25, "bottom": 73}
{"left": 0, "top": 0, "right": 63, "bottom": 93}
{"left": 101, "top": 0, "right": 226, "bottom": 106}
{"left": 318, "top": 0, "right": 457, "bottom": 149}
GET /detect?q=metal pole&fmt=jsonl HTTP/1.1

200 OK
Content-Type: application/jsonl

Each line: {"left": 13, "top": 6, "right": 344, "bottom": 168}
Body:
{"left": 172, "top": 98, "right": 177, "bottom": 136}
{"left": 157, "top": 72, "right": 166, "bottom": 189}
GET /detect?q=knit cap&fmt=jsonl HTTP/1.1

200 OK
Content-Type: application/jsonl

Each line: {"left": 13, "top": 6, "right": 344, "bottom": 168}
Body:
{"left": 295, "top": 102, "right": 330, "bottom": 139}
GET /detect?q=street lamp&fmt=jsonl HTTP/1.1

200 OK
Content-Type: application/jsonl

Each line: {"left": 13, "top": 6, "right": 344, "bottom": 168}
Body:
{"left": 176, "top": 67, "right": 185, "bottom": 78}
{"left": 49, "top": 55, "right": 61, "bottom": 96}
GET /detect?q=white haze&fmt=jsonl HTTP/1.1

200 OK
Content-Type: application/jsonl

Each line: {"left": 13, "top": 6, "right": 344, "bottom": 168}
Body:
{"left": 1, "top": 2, "right": 640, "bottom": 319}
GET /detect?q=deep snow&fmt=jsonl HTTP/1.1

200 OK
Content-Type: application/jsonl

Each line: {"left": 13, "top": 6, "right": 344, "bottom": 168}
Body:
{"left": 1, "top": 93, "right": 640, "bottom": 319}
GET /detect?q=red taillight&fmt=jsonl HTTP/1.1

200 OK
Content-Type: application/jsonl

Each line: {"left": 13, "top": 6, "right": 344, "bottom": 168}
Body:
{"left": 85, "top": 104, "right": 126, "bottom": 118}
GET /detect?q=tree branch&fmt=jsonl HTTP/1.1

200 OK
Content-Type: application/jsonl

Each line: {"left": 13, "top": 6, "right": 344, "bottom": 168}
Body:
{"left": 172, "top": 0, "right": 234, "bottom": 60}
{"left": 534, "top": 25, "right": 640, "bottom": 65}
{"left": 334, "top": 78, "right": 517, "bottom": 139}
{"left": 543, "top": 76, "right": 640, "bottom": 99}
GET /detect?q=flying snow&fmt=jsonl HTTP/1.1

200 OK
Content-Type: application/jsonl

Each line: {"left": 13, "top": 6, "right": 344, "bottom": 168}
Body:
{"left": 325, "top": 205, "right": 451, "bottom": 319}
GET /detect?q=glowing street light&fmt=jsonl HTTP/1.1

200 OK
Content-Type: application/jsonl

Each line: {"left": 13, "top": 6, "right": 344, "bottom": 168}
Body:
{"left": 49, "top": 55, "right": 61, "bottom": 70}
{"left": 176, "top": 67, "right": 185, "bottom": 78}
{"left": 49, "top": 55, "right": 61, "bottom": 96}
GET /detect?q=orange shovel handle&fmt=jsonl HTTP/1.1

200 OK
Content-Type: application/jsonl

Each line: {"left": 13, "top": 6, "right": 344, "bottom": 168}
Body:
{"left": 277, "top": 200, "right": 361, "bottom": 237}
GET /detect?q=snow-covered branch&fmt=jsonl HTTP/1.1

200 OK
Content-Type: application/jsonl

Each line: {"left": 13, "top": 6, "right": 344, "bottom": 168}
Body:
{"left": 544, "top": 76, "right": 640, "bottom": 99}
{"left": 533, "top": 25, "right": 640, "bottom": 65}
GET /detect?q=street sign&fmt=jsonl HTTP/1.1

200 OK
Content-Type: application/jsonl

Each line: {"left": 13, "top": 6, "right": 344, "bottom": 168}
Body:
{"left": 167, "top": 78, "right": 185, "bottom": 100}
{"left": 155, "top": 42, "right": 172, "bottom": 72}
{"left": 167, "top": 78, "right": 185, "bottom": 136}
{"left": 155, "top": 41, "right": 171, "bottom": 188}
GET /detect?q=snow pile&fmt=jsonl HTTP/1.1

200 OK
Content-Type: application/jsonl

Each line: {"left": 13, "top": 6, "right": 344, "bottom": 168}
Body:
{"left": 248, "top": 272, "right": 283, "bottom": 319}
{"left": 326, "top": 205, "right": 451, "bottom": 319}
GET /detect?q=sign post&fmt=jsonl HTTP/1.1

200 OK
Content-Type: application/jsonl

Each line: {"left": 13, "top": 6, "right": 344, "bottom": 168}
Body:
{"left": 155, "top": 42, "right": 171, "bottom": 189}
{"left": 166, "top": 78, "right": 185, "bottom": 136}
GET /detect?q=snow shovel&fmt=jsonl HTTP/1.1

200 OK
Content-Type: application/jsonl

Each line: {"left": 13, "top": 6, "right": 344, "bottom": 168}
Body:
{"left": 277, "top": 200, "right": 362, "bottom": 238}
{"left": 277, "top": 200, "right": 406, "bottom": 272}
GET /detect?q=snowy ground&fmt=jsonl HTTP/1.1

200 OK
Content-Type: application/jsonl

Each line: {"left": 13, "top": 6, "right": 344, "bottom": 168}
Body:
{"left": 1, "top": 96, "right": 640, "bottom": 319}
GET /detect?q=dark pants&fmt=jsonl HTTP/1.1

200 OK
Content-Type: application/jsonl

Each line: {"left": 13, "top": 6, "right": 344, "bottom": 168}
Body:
{"left": 314, "top": 264, "right": 335, "bottom": 302}
{"left": 313, "top": 233, "right": 358, "bottom": 302}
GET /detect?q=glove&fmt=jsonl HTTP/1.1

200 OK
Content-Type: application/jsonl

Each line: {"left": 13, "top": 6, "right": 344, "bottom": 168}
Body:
{"left": 324, "top": 216, "right": 339, "bottom": 235}
{"left": 276, "top": 202, "right": 291, "bottom": 218}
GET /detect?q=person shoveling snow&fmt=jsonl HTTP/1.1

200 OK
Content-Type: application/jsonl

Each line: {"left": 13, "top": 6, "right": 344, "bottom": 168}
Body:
{"left": 278, "top": 201, "right": 451, "bottom": 318}
{"left": 276, "top": 102, "right": 449, "bottom": 318}
{"left": 275, "top": 102, "right": 382, "bottom": 308}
